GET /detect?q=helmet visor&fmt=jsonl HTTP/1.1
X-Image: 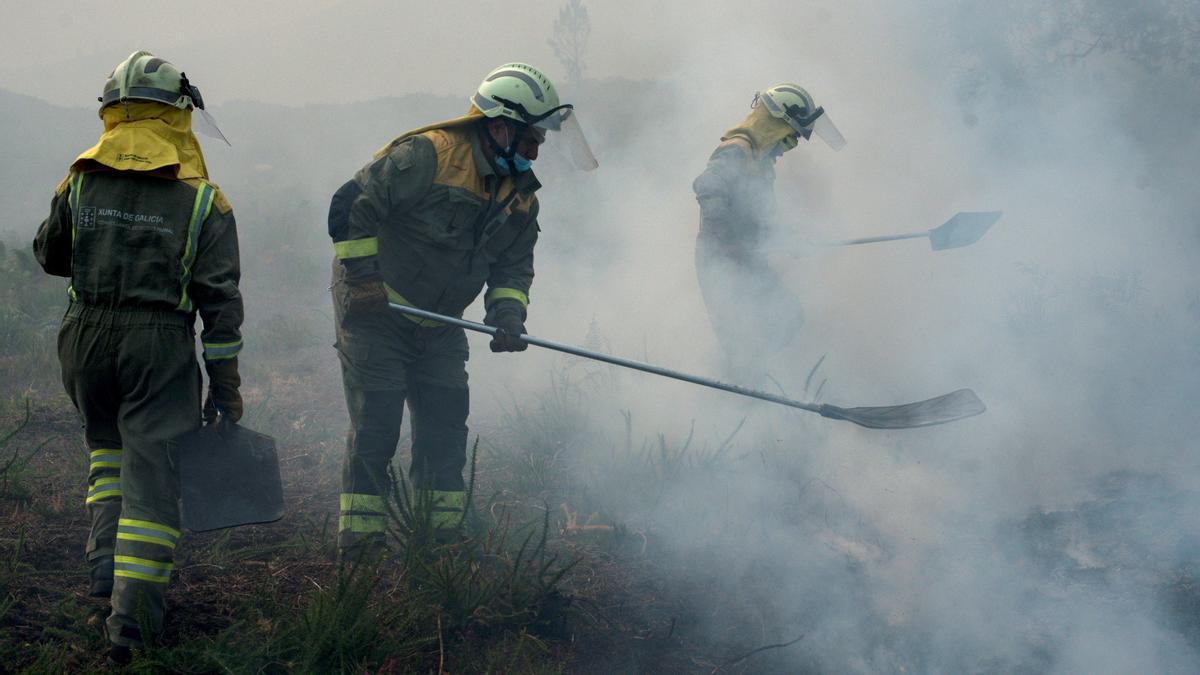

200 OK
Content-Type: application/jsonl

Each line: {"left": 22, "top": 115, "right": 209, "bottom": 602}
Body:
{"left": 811, "top": 111, "right": 846, "bottom": 151}
{"left": 541, "top": 108, "right": 597, "bottom": 171}
{"left": 193, "top": 107, "right": 230, "bottom": 146}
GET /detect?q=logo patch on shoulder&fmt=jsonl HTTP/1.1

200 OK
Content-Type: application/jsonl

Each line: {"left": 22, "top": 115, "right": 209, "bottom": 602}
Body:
{"left": 78, "top": 206, "right": 97, "bottom": 229}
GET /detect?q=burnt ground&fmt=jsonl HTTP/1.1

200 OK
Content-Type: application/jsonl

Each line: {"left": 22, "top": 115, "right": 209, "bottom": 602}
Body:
{"left": 0, "top": 352, "right": 755, "bottom": 674}
{"left": 4, "top": 347, "right": 1200, "bottom": 672}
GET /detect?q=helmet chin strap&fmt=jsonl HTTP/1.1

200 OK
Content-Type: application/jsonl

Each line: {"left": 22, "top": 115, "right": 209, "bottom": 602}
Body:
{"left": 484, "top": 119, "right": 525, "bottom": 162}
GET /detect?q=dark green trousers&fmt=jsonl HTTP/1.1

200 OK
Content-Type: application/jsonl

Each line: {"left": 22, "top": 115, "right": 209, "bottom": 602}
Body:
{"left": 695, "top": 236, "right": 804, "bottom": 380}
{"left": 58, "top": 303, "right": 200, "bottom": 647}
{"left": 332, "top": 266, "right": 470, "bottom": 551}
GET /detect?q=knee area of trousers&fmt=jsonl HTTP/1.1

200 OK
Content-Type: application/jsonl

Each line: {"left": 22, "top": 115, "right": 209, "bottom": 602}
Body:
{"left": 409, "top": 383, "right": 469, "bottom": 424}
{"left": 353, "top": 389, "right": 407, "bottom": 421}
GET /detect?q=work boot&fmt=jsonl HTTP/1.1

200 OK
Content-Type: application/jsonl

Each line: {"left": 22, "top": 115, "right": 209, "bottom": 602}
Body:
{"left": 432, "top": 527, "right": 465, "bottom": 546}
{"left": 337, "top": 537, "right": 388, "bottom": 568}
{"left": 88, "top": 558, "right": 114, "bottom": 598}
{"left": 106, "top": 643, "right": 132, "bottom": 667}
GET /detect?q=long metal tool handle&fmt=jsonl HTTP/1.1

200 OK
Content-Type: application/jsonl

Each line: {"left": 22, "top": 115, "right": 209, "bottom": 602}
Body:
{"left": 389, "top": 303, "right": 821, "bottom": 414}
{"left": 388, "top": 303, "right": 988, "bottom": 429}
{"left": 837, "top": 231, "right": 928, "bottom": 247}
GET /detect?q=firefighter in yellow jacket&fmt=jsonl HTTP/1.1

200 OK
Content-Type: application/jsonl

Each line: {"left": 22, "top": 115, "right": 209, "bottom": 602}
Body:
{"left": 693, "top": 84, "right": 845, "bottom": 378}
{"left": 33, "top": 51, "right": 242, "bottom": 664}
{"left": 328, "top": 63, "right": 595, "bottom": 556}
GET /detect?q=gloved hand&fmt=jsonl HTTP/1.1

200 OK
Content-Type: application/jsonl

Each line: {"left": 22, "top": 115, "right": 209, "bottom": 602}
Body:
{"left": 342, "top": 279, "right": 389, "bottom": 320}
{"left": 203, "top": 356, "right": 243, "bottom": 424}
{"left": 484, "top": 300, "right": 528, "bottom": 352}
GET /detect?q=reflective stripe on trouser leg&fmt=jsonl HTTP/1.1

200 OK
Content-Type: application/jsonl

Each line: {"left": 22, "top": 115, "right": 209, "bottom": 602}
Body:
{"left": 109, "top": 517, "right": 180, "bottom": 646}
{"left": 86, "top": 447, "right": 122, "bottom": 566}
{"left": 339, "top": 492, "right": 387, "bottom": 545}
{"left": 340, "top": 388, "right": 406, "bottom": 550}
{"left": 414, "top": 489, "right": 465, "bottom": 529}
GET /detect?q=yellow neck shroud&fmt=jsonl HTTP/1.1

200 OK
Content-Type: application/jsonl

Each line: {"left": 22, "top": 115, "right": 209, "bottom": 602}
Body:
{"left": 71, "top": 102, "right": 209, "bottom": 181}
{"left": 720, "top": 105, "right": 795, "bottom": 162}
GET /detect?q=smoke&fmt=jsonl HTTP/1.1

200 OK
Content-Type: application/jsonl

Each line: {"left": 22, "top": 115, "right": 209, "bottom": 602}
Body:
{"left": 502, "top": 1, "right": 1200, "bottom": 670}
{"left": 5, "top": 0, "right": 1199, "bottom": 669}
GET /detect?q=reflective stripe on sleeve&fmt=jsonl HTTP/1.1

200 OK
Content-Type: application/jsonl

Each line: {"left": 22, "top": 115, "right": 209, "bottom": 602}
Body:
{"left": 485, "top": 287, "right": 529, "bottom": 308}
{"left": 202, "top": 338, "right": 242, "bottom": 361}
{"left": 334, "top": 237, "right": 379, "bottom": 259}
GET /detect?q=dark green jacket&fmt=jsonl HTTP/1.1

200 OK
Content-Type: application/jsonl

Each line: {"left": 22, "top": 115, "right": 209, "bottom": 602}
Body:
{"left": 329, "top": 124, "right": 540, "bottom": 321}
{"left": 33, "top": 169, "right": 244, "bottom": 361}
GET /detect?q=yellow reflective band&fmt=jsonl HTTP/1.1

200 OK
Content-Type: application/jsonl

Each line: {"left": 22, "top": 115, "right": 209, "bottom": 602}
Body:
{"left": 417, "top": 489, "right": 466, "bottom": 510}
{"left": 89, "top": 450, "right": 122, "bottom": 470}
{"left": 485, "top": 287, "right": 529, "bottom": 308}
{"left": 339, "top": 493, "right": 386, "bottom": 513}
{"left": 430, "top": 510, "right": 463, "bottom": 529}
{"left": 203, "top": 338, "right": 242, "bottom": 361}
{"left": 383, "top": 284, "right": 444, "bottom": 327}
{"left": 118, "top": 519, "right": 181, "bottom": 539}
{"left": 117, "top": 518, "right": 181, "bottom": 549}
{"left": 339, "top": 514, "right": 386, "bottom": 534}
{"left": 117, "top": 533, "right": 176, "bottom": 549}
{"left": 114, "top": 555, "right": 172, "bottom": 570}
{"left": 416, "top": 490, "right": 465, "bottom": 529}
{"left": 67, "top": 286, "right": 78, "bottom": 301}
{"left": 334, "top": 237, "right": 379, "bottom": 259}
{"left": 114, "top": 570, "right": 171, "bottom": 584}
{"left": 176, "top": 183, "right": 215, "bottom": 312}
{"left": 86, "top": 476, "right": 123, "bottom": 504}
{"left": 68, "top": 172, "right": 85, "bottom": 246}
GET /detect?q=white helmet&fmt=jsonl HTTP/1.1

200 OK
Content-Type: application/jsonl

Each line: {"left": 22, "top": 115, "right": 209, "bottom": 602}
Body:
{"left": 99, "top": 50, "right": 228, "bottom": 144}
{"left": 753, "top": 83, "right": 845, "bottom": 151}
{"left": 471, "top": 63, "right": 597, "bottom": 170}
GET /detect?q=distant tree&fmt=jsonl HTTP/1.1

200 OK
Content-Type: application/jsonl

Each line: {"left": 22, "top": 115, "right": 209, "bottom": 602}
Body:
{"left": 1016, "top": 0, "right": 1200, "bottom": 74}
{"left": 548, "top": 0, "right": 591, "bottom": 84}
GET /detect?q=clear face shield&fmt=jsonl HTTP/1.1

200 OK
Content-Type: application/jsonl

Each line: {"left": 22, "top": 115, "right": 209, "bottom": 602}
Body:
{"left": 182, "top": 79, "right": 230, "bottom": 146}
{"left": 191, "top": 108, "right": 230, "bottom": 145}
{"left": 533, "top": 107, "right": 598, "bottom": 171}
{"left": 760, "top": 91, "right": 847, "bottom": 152}
{"left": 808, "top": 110, "right": 845, "bottom": 151}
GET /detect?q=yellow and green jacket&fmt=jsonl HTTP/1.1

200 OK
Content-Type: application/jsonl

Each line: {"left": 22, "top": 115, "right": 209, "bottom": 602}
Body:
{"left": 33, "top": 102, "right": 243, "bottom": 363}
{"left": 693, "top": 136, "right": 779, "bottom": 259}
{"left": 329, "top": 123, "right": 540, "bottom": 321}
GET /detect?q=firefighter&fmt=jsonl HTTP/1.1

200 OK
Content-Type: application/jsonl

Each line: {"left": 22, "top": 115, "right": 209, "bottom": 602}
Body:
{"left": 328, "top": 63, "right": 595, "bottom": 557}
{"left": 693, "top": 83, "right": 845, "bottom": 379}
{"left": 33, "top": 51, "right": 242, "bottom": 664}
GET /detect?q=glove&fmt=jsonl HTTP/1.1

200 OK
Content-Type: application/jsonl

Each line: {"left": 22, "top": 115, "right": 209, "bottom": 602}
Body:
{"left": 342, "top": 278, "right": 389, "bottom": 320}
{"left": 203, "top": 356, "right": 243, "bottom": 424}
{"left": 484, "top": 300, "right": 528, "bottom": 353}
